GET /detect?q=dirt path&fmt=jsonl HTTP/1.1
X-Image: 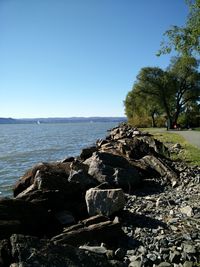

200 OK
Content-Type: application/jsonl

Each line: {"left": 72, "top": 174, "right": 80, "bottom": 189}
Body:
{"left": 169, "top": 130, "right": 200, "bottom": 148}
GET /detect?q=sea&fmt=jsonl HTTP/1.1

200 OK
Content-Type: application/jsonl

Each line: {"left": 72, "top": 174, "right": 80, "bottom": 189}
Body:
{"left": 0, "top": 122, "right": 119, "bottom": 197}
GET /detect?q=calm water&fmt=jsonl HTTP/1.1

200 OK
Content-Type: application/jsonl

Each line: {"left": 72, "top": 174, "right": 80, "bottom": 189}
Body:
{"left": 0, "top": 122, "right": 118, "bottom": 196}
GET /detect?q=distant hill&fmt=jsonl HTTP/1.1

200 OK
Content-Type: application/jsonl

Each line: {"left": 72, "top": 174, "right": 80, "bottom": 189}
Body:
{"left": 0, "top": 117, "right": 127, "bottom": 124}
{"left": 0, "top": 118, "right": 17, "bottom": 124}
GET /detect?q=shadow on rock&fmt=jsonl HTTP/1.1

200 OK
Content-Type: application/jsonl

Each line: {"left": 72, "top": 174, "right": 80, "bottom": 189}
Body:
{"left": 131, "top": 179, "right": 166, "bottom": 197}
{"left": 119, "top": 210, "right": 167, "bottom": 230}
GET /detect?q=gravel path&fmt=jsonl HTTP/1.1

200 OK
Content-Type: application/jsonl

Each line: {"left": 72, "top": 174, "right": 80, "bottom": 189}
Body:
{"left": 169, "top": 130, "right": 200, "bottom": 148}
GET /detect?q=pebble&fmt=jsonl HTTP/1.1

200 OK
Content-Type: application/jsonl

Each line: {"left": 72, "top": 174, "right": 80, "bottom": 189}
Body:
{"left": 183, "top": 244, "right": 196, "bottom": 254}
{"left": 180, "top": 206, "right": 193, "bottom": 217}
{"left": 121, "top": 161, "right": 200, "bottom": 266}
{"left": 128, "top": 261, "right": 142, "bottom": 267}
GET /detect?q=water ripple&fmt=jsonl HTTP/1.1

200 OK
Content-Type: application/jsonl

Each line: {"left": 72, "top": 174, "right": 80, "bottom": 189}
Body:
{"left": 0, "top": 122, "right": 117, "bottom": 196}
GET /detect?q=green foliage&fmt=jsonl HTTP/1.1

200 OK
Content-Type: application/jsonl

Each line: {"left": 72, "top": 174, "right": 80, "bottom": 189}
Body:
{"left": 157, "top": 0, "right": 200, "bottom": 56}
{"left": 178, "top": 102, "right": 200, "bottom": 127}
{"left": 124, "top": 56, "right": 200, "bottom": 128}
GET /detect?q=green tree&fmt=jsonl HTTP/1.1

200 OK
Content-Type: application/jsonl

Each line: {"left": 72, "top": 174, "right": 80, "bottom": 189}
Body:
{"left": 158, "top": 0, "right": 200, "bottom": 56}
{"left": 124, "top": 85, "right": 162, "bottom": 127}
{"left": 124, "top": 56, "right": 200, "bottom": 128}
{"left": 168, "top": 56, "right": 200, "bottom": 125}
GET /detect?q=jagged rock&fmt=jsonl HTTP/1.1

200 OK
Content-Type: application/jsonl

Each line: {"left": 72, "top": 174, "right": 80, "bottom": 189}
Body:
{"left": 13, "top": 162, "right": 71, "bottom": 197}
{"left": 68, "top": 169, "right": 98, "bottom": 189}
{"left": 80, "top": 214, "right": 110, "bottom": 227}
{"left": 10, "top": 234, "right": 113, "bottom": 267}
{"left": 0, "top": 198, "right": 52, "bottom": 238}
{"left": 101, "top": 123, "right": 168, "bottom": 160}
{"left": 84, "top": 152, "right": 141, "bottom": 189}
{"left": 80, "top": 146, "right": 97, "bottom": 160}
{"left": 140, "top": 155, "right": 178, "bottom": 186}
{"left": 85, "top": 188, "right": 126, "bottom": 216}
{"left": 1, "top": 123, "right": 198, "bottom": 266}
{"left": 79, "top": 245, "right": 108, "bottom": 254}
{"left": 14, "top": 162, "right": 91, "bottom": 221}
{"left": 52, "top": 216, "right": 123, "bottom": 246}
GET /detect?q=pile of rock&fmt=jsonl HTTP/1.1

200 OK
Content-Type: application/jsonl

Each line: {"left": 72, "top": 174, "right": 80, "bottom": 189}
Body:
{"left": 0, "top": 123, "right": 199, "bottom": 266}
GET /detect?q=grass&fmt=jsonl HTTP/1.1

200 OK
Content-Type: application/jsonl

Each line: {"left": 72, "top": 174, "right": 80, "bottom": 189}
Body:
{"left": 140, "top": 128, "right": 200, "bottom": 166}
{"left": 193, "top": 127, "right": 200, "bottom": 131}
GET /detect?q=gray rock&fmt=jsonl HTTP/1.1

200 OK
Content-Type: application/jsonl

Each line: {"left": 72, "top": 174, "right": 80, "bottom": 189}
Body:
{"left": 146, "top": 253, "right": 157, "bottom": 262}
{"left": 85, "top": 188, "right": 126, "bottom": 216}
{"left": 10, "top": 234, "right": 113, "bottom": 267}
{"left": 140, "top": 155, "right": 178, "bottom": 186}
{"left": 84, "top": 152, "right": 141, "bottom": 189}
{"left": 68, "top": 169, "right": 97, "bottom": 188}
{"left": 158, "top": 263, "right": 172, "bottom": 267}
{"left": 180, "top": 206, "right": 193, "bottom": 217}
{"left": 79, "top": 245, "right": 107, "bottom": 254}
{"left": 183, "top": 261, "right": 194, "bottom": 267}
{"left": 183, "top": 244, "right": 196, "bottom": 254}
{"left": 128, "top": 260, "right": 142, "bottom": 267}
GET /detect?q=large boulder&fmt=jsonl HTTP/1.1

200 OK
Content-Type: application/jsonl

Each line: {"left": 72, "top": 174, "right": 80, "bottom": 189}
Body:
{"left": 140, "top": 155, "right": 178, "bottom": 186}
{"left": 52, "top": 215, "right": 124, "bottom": 246}
{"left": 13, "top": 162, "right": 71, "bottom": 197}
{"left": 98, "top": 123, "right": 168, "bottom": 160}
{"left": 85, "top": 188, "right": 126, "bottom": 216}
{"left": 0, "top": 198, "right": 53, "bottom": 238}
{"left": 84, "top": 152, "right": 141, "bottom": 189}
{"left": 14, "top": 161, "right": 91, "bottom": 220}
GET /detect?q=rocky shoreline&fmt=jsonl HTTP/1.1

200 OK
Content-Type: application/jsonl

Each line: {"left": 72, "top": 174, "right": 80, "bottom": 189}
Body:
{"left": 0, "top": 123, "right": 199, "bottom": 267}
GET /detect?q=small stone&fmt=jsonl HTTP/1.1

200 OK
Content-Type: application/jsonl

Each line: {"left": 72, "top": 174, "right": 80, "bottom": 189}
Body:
{"left": 137, "top": 246, "right": 147, "bottom": 255}
{"left": 147, "top": 253, "right": 157, "bottom": 262}
{"left": 158, "top": 262, "right": 172, "bottom": 267}
{"left": 170, "top": 225, "right": 178, "bottom": 231}
{"left": 169, "top": 210, "right": 174, "bottom": 215}
{"left": 129, "top": 255, "right": 138, "bottom": 262}
{"left": 126, "top": 250, "right": 136, "bottom": 256}
{"left": 183, "top": 244, "right": 196, "bottom": 254}
{"left": 180, "top": 206, "right": 193, "bottom": 217}
{"left": 183, "top": 261, "right": 193, "bottom": 267}
{"left": 128, "top": 261, "right": 142, "bottom": 267}
{"left": 182, "top": 234, "right": 192, "bottom": 241}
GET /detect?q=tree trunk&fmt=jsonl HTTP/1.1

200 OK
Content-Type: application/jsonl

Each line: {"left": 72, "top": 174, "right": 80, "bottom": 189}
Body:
{"left": 151, "top": 114, "right": 156, "bottom": 127}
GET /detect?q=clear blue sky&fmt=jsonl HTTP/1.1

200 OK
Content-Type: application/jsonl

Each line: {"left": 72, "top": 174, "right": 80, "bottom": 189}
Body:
{"left": 0, "top": 0, "right": 188, "bottom": 118}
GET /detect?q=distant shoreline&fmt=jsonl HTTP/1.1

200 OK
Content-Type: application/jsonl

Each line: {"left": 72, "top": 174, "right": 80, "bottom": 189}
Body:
{"left": 0, "top": 117, "right": 127, "bottom": 124}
